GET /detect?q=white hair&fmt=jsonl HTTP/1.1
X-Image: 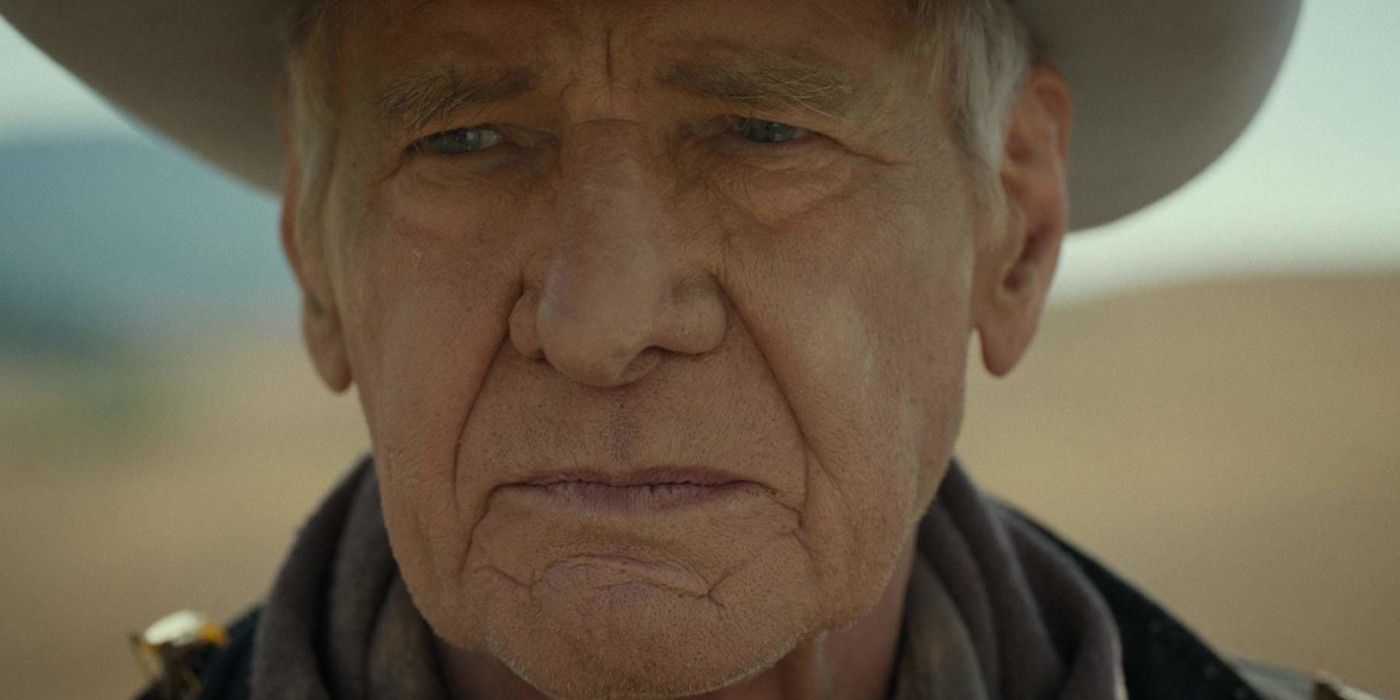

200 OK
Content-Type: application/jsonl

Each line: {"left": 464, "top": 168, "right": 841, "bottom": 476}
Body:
{"left": 903, "top": 0, "right": 1037, "bottom": 207}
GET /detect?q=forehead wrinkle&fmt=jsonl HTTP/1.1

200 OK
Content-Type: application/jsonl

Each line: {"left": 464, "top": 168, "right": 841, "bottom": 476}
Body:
{"left": 374, "top": 66, "right": 537, "bottom": 132}
{"left": 661, "top": 57, "right": 859, "bottom": 121}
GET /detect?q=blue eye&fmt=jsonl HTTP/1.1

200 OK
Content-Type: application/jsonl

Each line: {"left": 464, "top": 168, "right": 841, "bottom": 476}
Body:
{"left": 733, "top": 118, "right": 806, "bottom": 144}
{"left": 417, "top": 127, "right": 505, "bottom": 155}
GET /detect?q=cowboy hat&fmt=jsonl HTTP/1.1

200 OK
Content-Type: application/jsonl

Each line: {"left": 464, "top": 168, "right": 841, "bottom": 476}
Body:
{"left": 0, "top": 0, "right": 1300, "bottom": 230}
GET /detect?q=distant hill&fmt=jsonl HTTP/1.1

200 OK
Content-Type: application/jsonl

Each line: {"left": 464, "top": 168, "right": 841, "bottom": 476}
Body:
{"left": 0, "top": 134, "right": 289, "bottom": 354}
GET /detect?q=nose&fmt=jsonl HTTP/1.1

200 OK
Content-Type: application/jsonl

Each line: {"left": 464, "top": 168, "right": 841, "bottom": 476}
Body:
{"left": 509, "top": 122, "right": 727, "bottom": 387}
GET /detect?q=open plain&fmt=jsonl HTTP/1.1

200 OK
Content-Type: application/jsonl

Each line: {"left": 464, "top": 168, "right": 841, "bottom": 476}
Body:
{"left": 2, "top": 272, "right": 1396, "bottom": 698}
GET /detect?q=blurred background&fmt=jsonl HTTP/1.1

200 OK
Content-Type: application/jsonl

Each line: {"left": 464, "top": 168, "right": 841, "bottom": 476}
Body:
{"left": 2, "top": 1, "right": 1397, "bottom": 697}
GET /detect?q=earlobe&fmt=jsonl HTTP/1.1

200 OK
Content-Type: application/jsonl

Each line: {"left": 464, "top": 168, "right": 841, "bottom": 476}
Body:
{"left": 280, "top": 117, "right": 353, "bottom": 394}
{"left": 299, "top": 289, "right": 353, "bottom": 392}
{"left": 974, "top": 64, "right": 1072, "bottom": 377}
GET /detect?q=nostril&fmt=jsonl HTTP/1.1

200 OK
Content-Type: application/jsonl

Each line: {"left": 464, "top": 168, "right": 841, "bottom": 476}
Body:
{"left": 618, "top": 348, "right": 662, "bottom": 383}
{"left": 509, "top": 287, "right": 546, "bottom": 360}
{"left": 536, "top": 344, "right": 657, "bottom": 388}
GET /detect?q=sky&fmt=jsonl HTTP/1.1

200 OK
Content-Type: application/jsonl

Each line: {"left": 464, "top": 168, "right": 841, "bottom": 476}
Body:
{"left": 1, "top": 1, "right": 1398, "bottom": 305}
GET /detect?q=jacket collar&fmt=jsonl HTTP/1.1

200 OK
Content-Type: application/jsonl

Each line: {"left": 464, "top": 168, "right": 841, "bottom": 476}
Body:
{"left": 1004, "top": 508, "right": 1267, "bottom": 700}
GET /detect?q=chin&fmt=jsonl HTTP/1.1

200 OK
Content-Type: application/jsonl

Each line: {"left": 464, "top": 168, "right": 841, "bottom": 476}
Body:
{"left": 472, "top": 581, "right": 814, "bottom": 699}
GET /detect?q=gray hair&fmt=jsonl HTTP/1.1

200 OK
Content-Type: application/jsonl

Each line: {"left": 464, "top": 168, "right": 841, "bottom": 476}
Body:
{"left": 905, "top": 0, "right": 1036, "bottom": 207}
{"left": 280, "top": 1, "right": 1034, "bottom": 209}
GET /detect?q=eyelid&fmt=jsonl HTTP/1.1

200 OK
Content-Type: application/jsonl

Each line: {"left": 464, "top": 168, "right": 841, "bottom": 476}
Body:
{"left": 743, "top": 119, "right": 806, "bottom": 141}
{"left": 723, "top": 116, "right": 825, "bottom": 149}
{"left": 409, "top": 124, "right": 507, "bottom": 155}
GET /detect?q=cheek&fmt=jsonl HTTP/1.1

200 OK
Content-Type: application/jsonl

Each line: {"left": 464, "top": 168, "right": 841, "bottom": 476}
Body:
{"left": 327, "top": 175, "right": 528, "bottom": 616}
{"left": 718, "top": 169, "right": 974, "bottom": 611}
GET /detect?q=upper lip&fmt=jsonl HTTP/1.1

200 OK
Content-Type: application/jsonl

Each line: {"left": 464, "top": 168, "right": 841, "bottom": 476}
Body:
{"left": 517, "top": 466, "right": 753, "bottom": 488}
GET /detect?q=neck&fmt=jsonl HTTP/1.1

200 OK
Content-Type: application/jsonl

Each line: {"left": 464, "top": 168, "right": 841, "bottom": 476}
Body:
{"left": 437, "top": 540, "right": 915, "bottom": 700}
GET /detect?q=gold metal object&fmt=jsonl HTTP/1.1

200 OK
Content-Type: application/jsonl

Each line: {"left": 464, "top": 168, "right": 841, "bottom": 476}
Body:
{"left": 130, "top": 610, "right": 230, "bottom": 699}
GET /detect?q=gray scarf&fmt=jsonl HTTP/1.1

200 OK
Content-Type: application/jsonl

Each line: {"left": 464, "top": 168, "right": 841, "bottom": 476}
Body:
{"left": 251, "top": 460, "right": 1123, "bottom": 699}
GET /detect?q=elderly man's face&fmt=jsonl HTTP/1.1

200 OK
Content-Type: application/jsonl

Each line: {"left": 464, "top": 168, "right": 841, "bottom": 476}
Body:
{"left": 286, "top": 0, "right": 1064, "bottom": 695}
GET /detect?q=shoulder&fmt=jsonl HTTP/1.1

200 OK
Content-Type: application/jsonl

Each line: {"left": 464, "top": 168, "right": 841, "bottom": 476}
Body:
{"left": 1001, "top": 506, "right": 1387, "bottom": 700}
{"left": 135, "top": 608, "right": 259, "bottom": 700}
{"left": 1233, "top": 659, "right": 1389, "bottom": 700}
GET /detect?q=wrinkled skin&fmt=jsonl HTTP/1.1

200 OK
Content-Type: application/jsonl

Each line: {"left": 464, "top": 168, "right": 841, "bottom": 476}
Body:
{"left": 282, "top": 0, "right": 1070, "bottom": 697}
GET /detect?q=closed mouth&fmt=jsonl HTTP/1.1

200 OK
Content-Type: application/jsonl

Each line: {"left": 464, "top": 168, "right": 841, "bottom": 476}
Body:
{"left": 506, "top": 467, "right": 767, "bottom": 511}
{"left": 519, "top": 466, "right": 751, "bottom": 488}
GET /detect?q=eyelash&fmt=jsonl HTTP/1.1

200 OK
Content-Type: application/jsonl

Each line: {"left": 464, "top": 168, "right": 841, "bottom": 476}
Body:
{"left": 411, "top": 126, "right": 507, "bottom": 156}
{"left": 411, "top": 115, "right": 816, "bottom": 157}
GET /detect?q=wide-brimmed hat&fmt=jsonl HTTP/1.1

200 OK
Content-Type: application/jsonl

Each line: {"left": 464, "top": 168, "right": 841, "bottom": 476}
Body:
{"left": 1, "top": 0, "right": 1300, "bottom": 230}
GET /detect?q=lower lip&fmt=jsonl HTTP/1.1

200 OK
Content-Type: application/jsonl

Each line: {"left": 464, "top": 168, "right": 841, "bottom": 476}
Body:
{"left": 502, "top": 480, "right": 764, "bottom": 512}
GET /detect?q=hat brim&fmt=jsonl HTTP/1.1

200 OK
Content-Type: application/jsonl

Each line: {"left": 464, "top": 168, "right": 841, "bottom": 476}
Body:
{"left": 1, "top": 0, "right": 1300, "bottom": 230}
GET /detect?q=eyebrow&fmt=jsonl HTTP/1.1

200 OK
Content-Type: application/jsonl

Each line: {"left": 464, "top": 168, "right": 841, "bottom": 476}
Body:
{"left": 371, "top": 58, "right": 858, "bottom": 131}
{"left": 661, "top": 59, "right": 858, "bottom": 119}
{"left": 374, "top": 67, "right": 536, "bottom": 132}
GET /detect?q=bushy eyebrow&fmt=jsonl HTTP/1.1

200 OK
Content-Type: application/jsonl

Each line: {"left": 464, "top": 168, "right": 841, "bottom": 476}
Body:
{"left": 660, "top": 59, "right": 857, "bottom": 119}
{"left": 374, "top": 67, "right": 536, "bottom": 132}
{"left": 370, "top": 57, "right": 857, "bottom": 132}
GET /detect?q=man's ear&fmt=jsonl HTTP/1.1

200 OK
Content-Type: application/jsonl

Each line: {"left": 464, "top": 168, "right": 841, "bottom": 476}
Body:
{"left": 280, "top": 121, "right": 353, "bottom": 393}
{"left": 972, "top": 64, "right": 1072, "bottom": 377}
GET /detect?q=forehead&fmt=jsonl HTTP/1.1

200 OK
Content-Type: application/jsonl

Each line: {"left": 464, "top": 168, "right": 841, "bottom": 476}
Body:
{"left": 332, "top": 0, "right": 917, "bottom": 100}
{"left": 347, "top": 0, "right": 908, "bottom": 48}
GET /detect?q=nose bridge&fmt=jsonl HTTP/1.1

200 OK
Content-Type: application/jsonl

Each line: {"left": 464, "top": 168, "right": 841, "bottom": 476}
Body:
{"left": 559, "top": 120, "right": 659, "bottom": 218}
{"left": 550, "top": 119, "right": 670, "bottom": 338}
{"left": 515, "top": 120, "right": 723, "bottom": 387}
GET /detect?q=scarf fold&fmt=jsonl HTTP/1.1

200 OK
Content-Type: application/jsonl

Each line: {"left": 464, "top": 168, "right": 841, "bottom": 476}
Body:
{"left": 892, "top": 465, "right": 1124, "bottom": 699}
{"left": 251, "top": 459, "right": 1122, "bottom": 699}
{"left": 251, "top": 459, "right": 448, "bottom": 700}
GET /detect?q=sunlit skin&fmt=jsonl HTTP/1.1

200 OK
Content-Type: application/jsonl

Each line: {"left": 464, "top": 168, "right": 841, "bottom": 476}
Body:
{"left": 280, "top": 0, "right": 1071, "bottom": 697}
